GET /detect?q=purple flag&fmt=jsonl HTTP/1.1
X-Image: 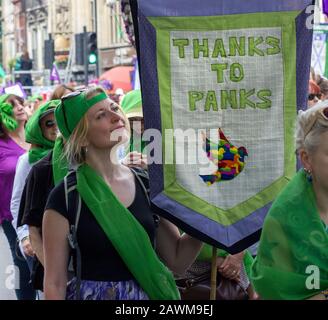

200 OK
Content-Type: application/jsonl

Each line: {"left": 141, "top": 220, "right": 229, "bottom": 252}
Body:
{"left": 323, "top": 0, "right": 328, "bottom": 15}
{"left": 50, "top": 64, "right": 61, "bottom": 83}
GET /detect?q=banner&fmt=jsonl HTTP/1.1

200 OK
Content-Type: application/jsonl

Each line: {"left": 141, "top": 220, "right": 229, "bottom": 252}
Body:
{"left": 133, "top": 0, "right": 313, "bottom": 253}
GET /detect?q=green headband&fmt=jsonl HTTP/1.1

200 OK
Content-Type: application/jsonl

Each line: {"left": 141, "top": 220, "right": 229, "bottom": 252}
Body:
{"left": 0, "top": 94, "right": 18, "bottom": 132}
{"left": 55, "top": 91, "right": 108, "bottom": 139}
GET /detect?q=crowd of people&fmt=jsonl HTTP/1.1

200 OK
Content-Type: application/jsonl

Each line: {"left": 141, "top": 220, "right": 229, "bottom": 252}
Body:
{"left": 0, "top": 74, "right": 327, "bottom": 300}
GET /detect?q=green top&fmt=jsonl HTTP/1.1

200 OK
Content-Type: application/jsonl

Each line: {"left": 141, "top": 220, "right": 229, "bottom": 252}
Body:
{"left": 76, "top": 164, "right": 180, "bottom": 300}
{"left": 250, "top": 169, "right": 328, "bottom": 300}
{"left": 25, "top": 100, "right": 60, "bottom": 164}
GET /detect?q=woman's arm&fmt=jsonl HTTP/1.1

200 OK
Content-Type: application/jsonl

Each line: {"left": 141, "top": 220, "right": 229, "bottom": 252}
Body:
{"left": 10, "top": 154, "right": 31, "bottom": 235}
{"left": 29, "top": 226, "right": 44, "bottom": 265}
{"left": 43, "top": 209, "right": 70, "bottom": 300}
{"left": 156, "top": 217, "right": 203, "bottom": 276}
{"left": 307, "top": 293, "right": 326, "bottom": 300}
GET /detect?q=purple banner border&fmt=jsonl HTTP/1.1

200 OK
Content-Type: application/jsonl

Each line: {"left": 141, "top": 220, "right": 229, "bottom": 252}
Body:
{"left": 138, "top": 0, "right": 313, "bottom": 17}
{"left": 138, "top": 5, "right": 312, "bottom": 250}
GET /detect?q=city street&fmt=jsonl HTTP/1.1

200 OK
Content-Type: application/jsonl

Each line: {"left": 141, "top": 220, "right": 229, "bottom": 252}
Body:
{"left": 0, "top": 226, "right": 16, "bottom": 300}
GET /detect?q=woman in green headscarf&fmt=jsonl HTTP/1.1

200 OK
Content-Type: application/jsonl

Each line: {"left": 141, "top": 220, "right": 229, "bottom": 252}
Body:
{"left": 0, "top": 93, "right": 35, "bottom": 300}
{"left": 10, "top": 100, "right": 60, "bottom": 267}
{"left": 25, "top": 100, "right": 60, "bottom": 164}
{"left": 250, "top": 101, "right": 328, "bottom": 300}
{"left": 43, "top": 86, "right": 203, "bottom": 300}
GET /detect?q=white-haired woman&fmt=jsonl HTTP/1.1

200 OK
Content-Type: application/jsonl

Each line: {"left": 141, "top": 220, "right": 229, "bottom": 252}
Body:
{"left": 250, "top": 101, "right": 328, "bottom": 300}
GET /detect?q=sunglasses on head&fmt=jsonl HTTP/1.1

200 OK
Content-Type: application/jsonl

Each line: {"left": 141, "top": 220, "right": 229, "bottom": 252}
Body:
{"left": 61, "top": 90, "right": 85, "bottom": 101}
{"left": 45, "top": 120, "right": 56, "bottom": 128}
{"left": 308, "top": 93, "right": 321, "bottom": 101}
{"left": 304, "top": 106, "right": 328, "bottom": 138}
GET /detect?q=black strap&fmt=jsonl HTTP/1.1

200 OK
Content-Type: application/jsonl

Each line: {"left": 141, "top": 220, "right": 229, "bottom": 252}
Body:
{"left": 64, "top": 171, "right": 82, "bottom": 300}
{"left": 130, "top": 167, "right": 150, "bottom": 205}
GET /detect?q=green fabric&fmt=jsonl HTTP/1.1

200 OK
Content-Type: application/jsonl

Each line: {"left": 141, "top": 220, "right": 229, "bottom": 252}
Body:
{"left": 25, "top": 100, "right": 60, "bottom": 164}
{"left": 55, "top": 91, "right": 108, "bottom": 139}
{"left": 52, "top": 137, "right": 68, "bottom": 185}
{"left": 0, "top": 94, "right": 18, "bottom": 132}
{"left": 121, "top": 90, "right": 145, "bottom": 154}
{"left": 250, "top": 169, "right": 328, "bottom": 300}
{"left": 27, "top": 94, "right": 43, "bottom": 103}
{"left": 121, "top": 89, "right": 143, "bottom": 117}
{"left": 129, "top": 133, "right": 147, "bottom": 154}
{"left": 197, "top": 243, "right": 254, "bottom": 277}
{"left": 76, "top": 164, "right": 180, "bottom": 300}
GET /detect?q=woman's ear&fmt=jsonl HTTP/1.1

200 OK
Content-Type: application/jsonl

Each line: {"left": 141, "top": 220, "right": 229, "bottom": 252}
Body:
{"left": 299, "top": 148, "right": 312, "bottom": 171}
{"left": 80, "top": 138, "right": 89, "bottom": 148}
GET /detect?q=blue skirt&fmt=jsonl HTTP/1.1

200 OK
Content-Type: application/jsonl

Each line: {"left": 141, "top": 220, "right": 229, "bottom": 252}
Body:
{"left": 66, "top": 277, "right": 149, "bottom": 300}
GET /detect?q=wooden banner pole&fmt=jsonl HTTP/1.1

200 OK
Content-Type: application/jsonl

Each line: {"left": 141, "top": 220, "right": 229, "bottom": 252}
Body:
{"left": 210, "top": 246, "right": 217, "bottom": 300}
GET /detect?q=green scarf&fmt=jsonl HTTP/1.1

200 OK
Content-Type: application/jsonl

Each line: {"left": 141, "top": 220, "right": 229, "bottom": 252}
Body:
{"left": 25, "top": 100, "right": 60, "bottom": 164}
{"left": 52, "top": 137, "right": 68, "bottom": 185}
{"left": 76, "top": 164, "right": 180, "bottom": 300}
{"left": 0, "top": 94, "right": 18, "bottom": 131}
{"left": 250, "top": 169, "right": 328, "bottom": 300}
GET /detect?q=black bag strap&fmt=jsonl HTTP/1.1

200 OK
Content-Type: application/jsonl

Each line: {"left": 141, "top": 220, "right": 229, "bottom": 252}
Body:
{"left": 64, "top": 170, "right": 82, "bottom": 300}
{"left": 130, "top": 167, "right": 150, "bottom": 206}
{"left": 130, "top": 167, "right": 160, "bottom": 250}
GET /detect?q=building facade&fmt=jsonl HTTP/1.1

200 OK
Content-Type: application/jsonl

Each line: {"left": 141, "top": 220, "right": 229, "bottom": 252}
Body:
{"left": 1, "top": 0, "right": 134, "bottom": 73}
{"left": 2, "top": 0, "right": 15, "bottom": 71}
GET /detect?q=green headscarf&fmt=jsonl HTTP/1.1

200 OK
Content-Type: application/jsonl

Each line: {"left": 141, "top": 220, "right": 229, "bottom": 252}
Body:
{"left": 121, "top": 90, "right": 146, "bottom": 153}
{"left": 121, "top": 89, "right": 143, "bottom": 118}
{"left": 250, "top": 169, "right": 328, "bottom": 300}
{"left": 25, "top": 100, "right": 60, "bottom": 164}
{"left": 77, "top": 164, "right": 180, "bottom": 299}
{"left": 27, "top": 94, "right": 43, "bottom": 103}
{"left": 55, "top": 90, "right": 179, "bottom": 299}
{"left": 0, "top": 94, "right": 18, "bottom": 132}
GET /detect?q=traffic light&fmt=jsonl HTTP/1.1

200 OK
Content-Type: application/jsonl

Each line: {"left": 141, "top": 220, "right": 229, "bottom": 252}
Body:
{"left": 75, "top": 33, "right": 85, "bottom": 65}
{"left": 86, "top": 32, "right": 97, "bottom": 64}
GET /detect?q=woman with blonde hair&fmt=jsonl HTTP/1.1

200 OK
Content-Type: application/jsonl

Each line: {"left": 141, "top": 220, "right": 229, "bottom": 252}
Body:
{"left": 250, "top": 101, "right": 328, "bottom": 300}
{"left": 43, "top": 87, "right": 203, "bottom": 300}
